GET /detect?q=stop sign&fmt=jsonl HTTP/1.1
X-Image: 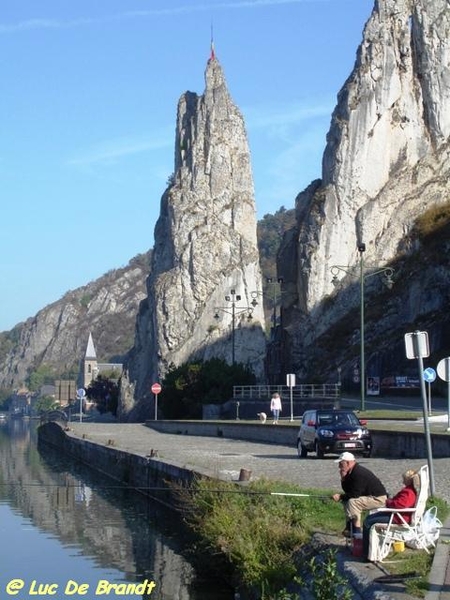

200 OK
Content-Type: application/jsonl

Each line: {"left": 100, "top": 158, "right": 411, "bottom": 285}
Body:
{"left": 151, "top": 382, "right": 162, "bottom": 395}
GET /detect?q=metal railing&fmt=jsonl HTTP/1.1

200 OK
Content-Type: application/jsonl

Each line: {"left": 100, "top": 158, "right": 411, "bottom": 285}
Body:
{"left": 233, "top": 384, "right": 340, "bottom": 400}
{"left": 40, "top": 409, "right": 69, "bottom": 425}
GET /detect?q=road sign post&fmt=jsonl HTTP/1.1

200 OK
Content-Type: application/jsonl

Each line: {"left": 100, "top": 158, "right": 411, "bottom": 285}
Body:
{"left": 286, "top": 374, "right": 296, "bottom": 422}
{"left": 76, "top": 388, "right": 86, "bottom": 423}
{"left": 423, "top": 367, "right": 436, "bottom": 416}
{"left": 151, "top": 383, "right": 162, "bottom": 420}
{"left": 404, "top": 331, "right": 435, "bottom": 496}
{"left": 437, "top": 357, "right": 450, "bottom": 431}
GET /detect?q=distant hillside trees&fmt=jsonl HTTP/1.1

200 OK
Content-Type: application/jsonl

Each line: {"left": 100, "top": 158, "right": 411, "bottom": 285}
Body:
{"left": 27, "top": 364, "right": 57, "bottom": 392}
{"left": 257, "top": 206, "right": 295, "bottom": 281}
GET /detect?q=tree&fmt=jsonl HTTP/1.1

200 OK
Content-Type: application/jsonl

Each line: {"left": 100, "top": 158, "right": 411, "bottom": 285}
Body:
{"left": 34, "top": 395, "right": 59, "bottom": 414}
{"left": 0, "top": 388, "right": 12, "bottom": 409}
{"left": 27, "top": 364, "right": 56, "bottom": 392}
{"left": 86, "top": 375, "right": 119, "bottom": 415}
{"left": 161, "top": 358, "right": 256, "bottom": 419}
{"left": 257, "top": 206, "right": 296, "bottom": 280}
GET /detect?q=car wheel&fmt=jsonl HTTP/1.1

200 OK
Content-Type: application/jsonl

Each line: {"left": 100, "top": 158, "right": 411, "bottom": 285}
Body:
{"left": 315, "top": 442, "right": 324, "bottom": 459}
{"left": 363, "top": 450, "right": 372, "bottom": 458}
{"left": 297, "top": 440, "right": 308, "bottom": 458}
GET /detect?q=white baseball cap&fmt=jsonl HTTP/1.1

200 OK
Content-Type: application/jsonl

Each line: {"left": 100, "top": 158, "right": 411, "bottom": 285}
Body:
{"left": 334, "top": 452, "right": 356, "bottom": 463}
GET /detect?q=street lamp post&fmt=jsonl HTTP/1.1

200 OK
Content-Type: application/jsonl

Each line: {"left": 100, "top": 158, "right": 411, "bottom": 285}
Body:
{"left": 214, "top": 289, "right": 255, "bottom": 365}
{"left": 331, "top": 243, "right": 394, "bottom": 412}
{"left": 265, "top": 277, "right": 284, "bottom": 329}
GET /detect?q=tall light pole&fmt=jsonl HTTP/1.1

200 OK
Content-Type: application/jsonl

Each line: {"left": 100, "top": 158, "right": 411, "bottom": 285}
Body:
{"left": 266, "top": 277, "right": 284, "bottom": 330}
{"left": 331, "top": 243, "right": 394, "bottom": 411}
{"left": 214, "top": 289, "right": 254, "bottom": 365}
{"left": 251, "top": 278, "right": 284, "bottom": 332}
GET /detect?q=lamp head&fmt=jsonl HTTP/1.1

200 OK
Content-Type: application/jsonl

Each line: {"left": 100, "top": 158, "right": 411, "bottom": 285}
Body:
{"left": 384, "top": 270, "right": 394, "bottom": 289}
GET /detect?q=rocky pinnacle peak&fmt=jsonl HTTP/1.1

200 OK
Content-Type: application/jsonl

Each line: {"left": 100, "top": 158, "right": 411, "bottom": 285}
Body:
{"left": 123, "top": 51, "right": 266, "bottom": 414}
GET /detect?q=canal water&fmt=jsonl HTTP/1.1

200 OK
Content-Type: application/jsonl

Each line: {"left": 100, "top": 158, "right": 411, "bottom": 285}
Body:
{"left": 0, "top": 419, "right": 234, "bottom": 600}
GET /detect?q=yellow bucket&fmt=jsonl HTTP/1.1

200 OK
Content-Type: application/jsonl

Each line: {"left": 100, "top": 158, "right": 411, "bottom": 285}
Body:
{"left": 393, "top": 541, "right": 405, "bottom": 553}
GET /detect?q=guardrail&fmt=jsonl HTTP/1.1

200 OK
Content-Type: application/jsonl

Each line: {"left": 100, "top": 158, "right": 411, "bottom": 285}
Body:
{"left": 40, "top": 409, "right": 69, "bottom": 425}
{"left": 233, "top": 384, "right": 340, "bottom": 400}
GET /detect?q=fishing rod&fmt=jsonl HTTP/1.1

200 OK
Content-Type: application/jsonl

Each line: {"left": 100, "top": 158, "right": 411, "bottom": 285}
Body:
{"left": 0, "top": 482, "right": 331, "bottom": 498}
{"left": 269, "top": 492, "right": 331, "bottom": 499}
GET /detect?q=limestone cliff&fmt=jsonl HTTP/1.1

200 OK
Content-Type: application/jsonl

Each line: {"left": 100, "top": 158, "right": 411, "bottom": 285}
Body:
{"left": 123, "top": 54, "right": 266, "bottom": 417}
{"left": 0, "top": 253, "right": 150, "bottom": 389}
{"left": 279, "top": 0, "right": 450, "bottom": 379}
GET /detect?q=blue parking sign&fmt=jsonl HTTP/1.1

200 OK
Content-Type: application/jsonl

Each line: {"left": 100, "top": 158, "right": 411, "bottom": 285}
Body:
{"left": 423, "top": 367, "right": 436, "bottom": 383}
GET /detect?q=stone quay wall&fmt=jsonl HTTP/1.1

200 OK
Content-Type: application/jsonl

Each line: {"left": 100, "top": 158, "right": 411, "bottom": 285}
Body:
{"left": 38, "top": 421, "right": 203, "bottom": 506}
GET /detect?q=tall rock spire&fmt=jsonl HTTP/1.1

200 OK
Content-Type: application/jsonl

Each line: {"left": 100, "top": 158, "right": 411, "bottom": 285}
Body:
{"left": 279, "top": 0, "right": 450, "bottom": 376}
{"left": 302, "top": 0, "right": 450, "bottom": 309}
{"left": 124, "top": 54, "right": 266, "bottom": 416}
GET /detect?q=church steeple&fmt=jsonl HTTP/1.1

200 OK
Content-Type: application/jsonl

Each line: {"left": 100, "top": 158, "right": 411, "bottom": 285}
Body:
{"left": 83, "top": 332, "right": 98, "bottom": 388}
{"left": 85, "top": 332, "right": 97, "bottom": 359}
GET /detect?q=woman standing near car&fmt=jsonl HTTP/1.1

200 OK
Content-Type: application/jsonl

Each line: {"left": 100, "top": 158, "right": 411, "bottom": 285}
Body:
{"left": 270, "top": 393, "right": 282, "bottom": 424}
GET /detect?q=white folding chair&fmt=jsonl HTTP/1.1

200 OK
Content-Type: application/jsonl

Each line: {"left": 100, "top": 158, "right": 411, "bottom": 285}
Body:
{"left": 369, "top": 465, "right": 437, "bottom": 562}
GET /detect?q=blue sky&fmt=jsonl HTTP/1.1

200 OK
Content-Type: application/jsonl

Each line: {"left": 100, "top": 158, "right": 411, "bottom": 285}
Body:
{"left": 0, "top": 0, "right": 374, "bottom": 332}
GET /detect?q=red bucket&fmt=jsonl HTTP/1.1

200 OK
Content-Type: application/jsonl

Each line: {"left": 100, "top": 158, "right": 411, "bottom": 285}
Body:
{"left": 352, "top": 534, "right": 363, "bottom": 557}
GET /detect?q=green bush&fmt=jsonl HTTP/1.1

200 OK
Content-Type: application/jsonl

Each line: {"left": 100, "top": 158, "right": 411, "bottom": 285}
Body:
{"left": 177, "top": 477, "right": 344, "bottom": 598}
{"left": 161, "top": 358, "right": 256, "bottom": 419}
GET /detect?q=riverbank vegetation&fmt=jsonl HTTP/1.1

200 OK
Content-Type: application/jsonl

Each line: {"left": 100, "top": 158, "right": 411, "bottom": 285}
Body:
{"left": 177, "top": 477, "right": 343, "bottom": 598}
{"left": 176, "top": 477, "right": 449, "bottom": 599}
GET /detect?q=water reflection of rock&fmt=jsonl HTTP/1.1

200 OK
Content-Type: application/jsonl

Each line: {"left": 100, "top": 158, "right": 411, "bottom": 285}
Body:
{"left": 0, "top": 420, "right": 230, "bottom": 599}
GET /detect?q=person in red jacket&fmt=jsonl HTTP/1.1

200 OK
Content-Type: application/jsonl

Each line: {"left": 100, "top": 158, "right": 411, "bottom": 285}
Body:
{"left": 362, "top": 469, "right": 420, "bottom": 559}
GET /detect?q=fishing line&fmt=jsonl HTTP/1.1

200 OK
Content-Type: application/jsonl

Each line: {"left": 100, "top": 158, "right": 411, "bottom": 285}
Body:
{"left": 0, "top": 482, "right": 330, "bottom": 498}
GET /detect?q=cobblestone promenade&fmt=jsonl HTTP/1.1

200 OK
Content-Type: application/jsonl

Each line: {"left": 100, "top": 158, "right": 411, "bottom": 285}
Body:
{"left": 69, "top": 422, "right": 450, "bottom": 502}
{"left": 68, "top": 422, "right": 450, "bottom": 600}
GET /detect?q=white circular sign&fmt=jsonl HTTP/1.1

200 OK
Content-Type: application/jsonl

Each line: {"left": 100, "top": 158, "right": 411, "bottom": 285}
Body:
{"left": 437, "top": 358, "right": 450, "bottom": 382}
{"left": 77, "top": 388, "right": 86, "bottom": 398}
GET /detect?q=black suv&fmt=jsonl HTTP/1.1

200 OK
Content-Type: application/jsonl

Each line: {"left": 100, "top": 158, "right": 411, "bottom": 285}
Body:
{"left": 297, "top": 409, "right": 372, "bottom": 459}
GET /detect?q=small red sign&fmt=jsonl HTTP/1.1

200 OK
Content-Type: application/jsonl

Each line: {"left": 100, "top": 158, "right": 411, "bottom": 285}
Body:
{"left": 151, "top": 382, "right": 162, "bottom": 395}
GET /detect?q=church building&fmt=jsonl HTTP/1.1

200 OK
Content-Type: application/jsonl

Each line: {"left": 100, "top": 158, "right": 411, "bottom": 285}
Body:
{"left": 81, "top": 332, "right": 123, "bottom": 389}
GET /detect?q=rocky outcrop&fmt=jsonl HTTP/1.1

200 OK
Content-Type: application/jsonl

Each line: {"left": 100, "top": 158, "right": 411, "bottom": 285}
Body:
{"left": 0, "top": 253, "right": 151, "bottom": 389}
{"left": 279, "top": 0, "right": 450, "bottom": 378}
{"left": 123, "top": 54, "right": 266, "bottom": 417}
{"left": 4, "top": 0, "right": 449, "bottom": 400}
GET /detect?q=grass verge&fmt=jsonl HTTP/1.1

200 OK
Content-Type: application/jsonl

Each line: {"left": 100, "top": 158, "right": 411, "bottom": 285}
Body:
{"left": 174, "top": 477, "right": 449, "bottom": 599}
{"left": 176, "top": 477, "right": 342, "bottom": 598}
